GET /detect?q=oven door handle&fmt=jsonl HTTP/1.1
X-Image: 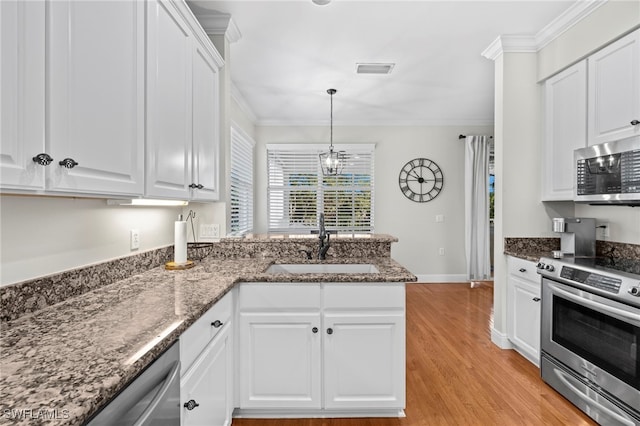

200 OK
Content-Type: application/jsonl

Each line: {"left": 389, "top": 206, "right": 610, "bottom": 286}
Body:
{"left": 550, "top": 285, "right": 640, "bottom": 327}
{"left": 553, "top": 368, "right": 635, "bottom": 426}
{"left": 132, "top": 359, "right": 180, "bottom": 426}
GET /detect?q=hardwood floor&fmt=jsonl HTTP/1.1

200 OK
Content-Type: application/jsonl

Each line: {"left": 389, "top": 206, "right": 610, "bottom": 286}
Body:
{"left": 232, "top": 283, "right": 597, "bottom": 426}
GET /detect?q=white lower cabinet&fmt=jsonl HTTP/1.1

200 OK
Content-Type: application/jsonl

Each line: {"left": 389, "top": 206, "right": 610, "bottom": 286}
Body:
{"left": 323, "top": 312, "right": 404, "bottom": 410}
{"left": 180, "top": 290, "right": 234, "bottom": 426}
{"left": 237, "top": 282, "right": 406, "bottom": 417}
{"left": 181, "top": 324, "right": 232, "bottom": 426}
{"left": 506, "top": 257, "right": 541, "bottom": 366}
{"left": 239, "top": 312, "right": 322, "bottom": 409}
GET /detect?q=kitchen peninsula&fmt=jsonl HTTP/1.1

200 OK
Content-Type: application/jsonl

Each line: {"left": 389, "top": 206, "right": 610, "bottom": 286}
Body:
{"left": 0, "top": 234, "right": 415, "bottom": 425}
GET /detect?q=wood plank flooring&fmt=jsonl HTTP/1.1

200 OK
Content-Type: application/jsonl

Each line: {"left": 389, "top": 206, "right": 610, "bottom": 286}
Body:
{"left": 232, "top": 282, "right": 597, "bottom": 426}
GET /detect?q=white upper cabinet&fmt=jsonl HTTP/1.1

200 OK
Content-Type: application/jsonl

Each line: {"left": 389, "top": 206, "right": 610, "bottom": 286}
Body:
{"left": 588, "top": 29, "right": 640, "bottom": 145}
{"left": 542, "top": 61, "right": 587, "bottom": 201}
{"left": 2, "top": 0, "right": 221, "bottom": 200}
{"left": 47, "top": 0, "right": 145, "bottom": 196}
{"left": 146, "top": 0, "right": 223, "bottom": 201}
{"left": 190, "top": 40, "right": 221, "bottom": 201}
{"left": 145, "top": 0, "right": 193, "bottom": 200}
{"left": 1, "top": 1, "right": 45, "bottom": 191}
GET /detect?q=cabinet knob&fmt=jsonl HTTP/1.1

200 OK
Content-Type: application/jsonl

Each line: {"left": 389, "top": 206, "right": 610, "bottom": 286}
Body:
{"left": 326, "top": 328, "right": 333, "bottom": 335}
{"left": 32, "top": 153, "right": 53, "bottom": 166}
{"left": 519, "top": 268, "right": 526, "bottom": 273}
{"left": 183, "top": 399, "right": 200, "bottom": 410}
{"left": 533, "top": 297, "right": 541, "bottom": 302}
{"left": 631, "top": 120, "right": 640, "bottom": 126}
{"left": 189, "top": 183, "right": 205, "bottom": 189}
{"left": 312, "top": 327, "right": 318, "bottom": 333}
{"left": 58, "top": 158, "right": 79, "bottom": 169}
{"left": 211, "top": 320, "right": 223, "bottom": 328}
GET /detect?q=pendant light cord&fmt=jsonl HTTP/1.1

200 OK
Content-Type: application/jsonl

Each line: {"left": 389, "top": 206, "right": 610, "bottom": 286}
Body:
{"left": 328, "top": 88, "right": 336, "bottom": 150}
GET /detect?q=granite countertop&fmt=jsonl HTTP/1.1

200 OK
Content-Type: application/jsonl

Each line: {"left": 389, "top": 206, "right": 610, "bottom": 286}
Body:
{"left": 0, "top": 256, "right": 415, "bottom": 425}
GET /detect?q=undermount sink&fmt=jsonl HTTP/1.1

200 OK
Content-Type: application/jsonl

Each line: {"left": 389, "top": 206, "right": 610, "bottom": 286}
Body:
{"left": 265, "top": 263, "right": 379, "bottom": 274}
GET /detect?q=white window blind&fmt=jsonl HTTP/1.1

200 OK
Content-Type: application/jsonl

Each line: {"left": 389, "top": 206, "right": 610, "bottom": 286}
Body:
{"left": 229, "top": 126, "right": 255, "bottom": 236}
{"left": 267, "top": 144, "right": 375, "bottom": 234}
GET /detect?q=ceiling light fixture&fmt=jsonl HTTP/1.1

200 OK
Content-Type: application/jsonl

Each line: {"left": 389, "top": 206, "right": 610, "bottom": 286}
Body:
{"left": 319, "top": 88, "right": 345, "bottom": 176}
{"left": 312, "top": 0, "right": 331, "bottom": 5}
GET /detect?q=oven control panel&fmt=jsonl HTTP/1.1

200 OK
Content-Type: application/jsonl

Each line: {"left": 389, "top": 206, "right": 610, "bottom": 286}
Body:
{"left": 559, "top": 266, "right": 622, "bottom": 293}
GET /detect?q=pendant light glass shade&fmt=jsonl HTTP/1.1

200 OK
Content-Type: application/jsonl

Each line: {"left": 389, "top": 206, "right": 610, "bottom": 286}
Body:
{"left": 319, "top": 89, "right": 345, "bottom": 176}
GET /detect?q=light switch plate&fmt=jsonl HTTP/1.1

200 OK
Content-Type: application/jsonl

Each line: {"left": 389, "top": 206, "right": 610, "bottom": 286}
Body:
{"left": 200, "top": 224, "right": 220, "bottom": 239}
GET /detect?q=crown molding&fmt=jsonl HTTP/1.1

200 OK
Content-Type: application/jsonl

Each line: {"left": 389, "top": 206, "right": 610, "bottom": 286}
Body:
{"left": 231, "top": 82, "right": 258, "bottom": 124}
{"left": 535, "top": 0, "right": 608, "bottom": 49}
{"left": 481, "top": 35, "right": 537, "bottom": 60}
{"left": 194, "top": 12, "right": 242, "bottom": 43}
{"left": 482, "top": 0, "right": 608, "bottom": 61}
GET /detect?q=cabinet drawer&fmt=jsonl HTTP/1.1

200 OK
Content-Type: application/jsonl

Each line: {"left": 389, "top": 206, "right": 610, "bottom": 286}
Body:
{"left": 239, "top": 283, "right": 321, "bottom": 311}
{"left": 507, "top": 257, "right": 539, "bottom": 284}
{"left": 181, "top": 289, "right": 233, "bottom": 375}
{"left": 323, "top": 283, "right": 405, "bottom": 310}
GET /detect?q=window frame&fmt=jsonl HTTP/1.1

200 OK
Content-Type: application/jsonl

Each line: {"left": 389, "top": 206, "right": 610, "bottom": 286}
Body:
{"left": 266, "top": 143, "right": 375, "bottom": 234}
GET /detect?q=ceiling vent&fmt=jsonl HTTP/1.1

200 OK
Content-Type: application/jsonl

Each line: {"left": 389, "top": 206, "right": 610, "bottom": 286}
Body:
{"left": 356, "top": 63, "right": 395, "bottom": 75}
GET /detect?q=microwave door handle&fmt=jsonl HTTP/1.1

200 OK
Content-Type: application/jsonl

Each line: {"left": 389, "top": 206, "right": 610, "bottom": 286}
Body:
{"left": 553, "top": 368, "right": 635, "bottom": 426}
{"left": 133, "top": 360, "right": 180, "bottom": 426}
{"left": 550, "top": 285, "right": 640, "bottom": 327}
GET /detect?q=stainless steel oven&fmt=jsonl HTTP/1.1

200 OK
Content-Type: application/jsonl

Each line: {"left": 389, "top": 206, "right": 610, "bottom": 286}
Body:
{"left": 538, "top": 257, "right": 640, "bottom": 426}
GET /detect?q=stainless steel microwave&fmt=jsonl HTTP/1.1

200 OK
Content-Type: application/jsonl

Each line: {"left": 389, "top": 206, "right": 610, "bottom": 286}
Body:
{"left": 574, "top": 136, "right": 640, "bottom": 205}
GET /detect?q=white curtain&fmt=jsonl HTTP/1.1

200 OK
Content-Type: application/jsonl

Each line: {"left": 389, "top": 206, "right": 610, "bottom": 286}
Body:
{"left": 464, "top": 135, "right": 491, "bottom": 281}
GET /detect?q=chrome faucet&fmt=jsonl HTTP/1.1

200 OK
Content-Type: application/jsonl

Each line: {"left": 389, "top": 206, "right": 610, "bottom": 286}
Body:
{"left": 318, "top": 212, "right": 330, "bottom": 260}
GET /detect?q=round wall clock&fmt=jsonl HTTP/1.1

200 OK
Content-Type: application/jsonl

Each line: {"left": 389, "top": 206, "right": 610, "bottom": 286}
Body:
{"left": 398, "top": 158, "right": 444, "bottom": 202}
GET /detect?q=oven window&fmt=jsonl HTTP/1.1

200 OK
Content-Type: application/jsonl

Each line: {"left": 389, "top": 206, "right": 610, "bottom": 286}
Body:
{"left": 552, "top": 295, "right": 640, "bottom": 391}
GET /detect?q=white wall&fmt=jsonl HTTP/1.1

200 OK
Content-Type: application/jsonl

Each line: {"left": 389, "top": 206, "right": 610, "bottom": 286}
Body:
{"left": 254, "top": 124, "right": 493, "bottom": 280}
{"left": 0, "top": 195, "right": 181, "bottom": 286}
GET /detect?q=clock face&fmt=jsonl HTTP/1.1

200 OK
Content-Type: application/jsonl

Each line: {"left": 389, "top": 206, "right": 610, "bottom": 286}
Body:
{"left": 398, "top": 158, "right": 444, "bottom": 202}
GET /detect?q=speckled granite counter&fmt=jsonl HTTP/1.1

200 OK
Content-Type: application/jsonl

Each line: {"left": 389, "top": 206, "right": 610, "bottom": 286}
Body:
{"left": 503, "top": 237, "right": 560, "bottom": 262}
{"left": 1, "top": 251, "right": 415, "bottom": 425}
{"left": 504, "top": 237, "right": 640, "bottom": 263}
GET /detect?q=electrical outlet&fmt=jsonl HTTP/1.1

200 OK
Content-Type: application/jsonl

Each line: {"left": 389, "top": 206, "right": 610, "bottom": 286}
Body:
{"left": 130, "top": 229, "right": 140, "bottom": 250}
{"left": 599, "top": 223, "right": 610, "bottom": 238}
{"left": 438, "top": 247, "right": 445, "bottom": 256}
{"left": 435, "top": 214, "right": 445, "bottom": 223}
{"left": 200, "top": 224, "right": 220, "bottom": 239}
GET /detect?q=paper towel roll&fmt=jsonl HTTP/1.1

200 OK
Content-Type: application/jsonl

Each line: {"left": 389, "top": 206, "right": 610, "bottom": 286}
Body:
{"left": 174, "top": 220, "right": 187, "bottom": 264}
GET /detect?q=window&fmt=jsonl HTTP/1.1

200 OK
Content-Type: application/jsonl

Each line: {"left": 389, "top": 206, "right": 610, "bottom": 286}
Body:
{"left": 267, "top": 144, "right": 375, "bottom": 234}
{"left": 229, "top": 126, "right": 255, "bottom": 236}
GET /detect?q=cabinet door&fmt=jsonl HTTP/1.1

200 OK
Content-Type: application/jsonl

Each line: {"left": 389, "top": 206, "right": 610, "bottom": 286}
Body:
{"left": 588, "top": 30, "right": 640, "bottom": 145}
{"left": 542, "top": 61, "right": 587, "bottom": 201}
{"left": 507, "top": 274, "right": 541, "bottom": 366}
{"left": 181, "top": 323, "right": 233, "bottom": 426}
{"left": 190, "top": 40, "right": 220, "bottom": 202}
{"left": 0, "top": 0, "right": 45, "bottom": 191}
{"left": 239, "top": 312, "right": 321, "bottom": 409}
{"left": 146, "top": 0, "right": 192, "bottom": 199}
{"left": 47, "top": 0, "right": 144, "bottom": 196}
{"left": 323, "top": 312, "right": 405, "bottom": 410}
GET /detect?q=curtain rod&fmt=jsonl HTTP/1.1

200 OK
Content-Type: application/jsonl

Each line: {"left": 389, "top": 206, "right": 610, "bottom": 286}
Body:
{"left": 459, "top": 134, "right": 493, "bottom": 139}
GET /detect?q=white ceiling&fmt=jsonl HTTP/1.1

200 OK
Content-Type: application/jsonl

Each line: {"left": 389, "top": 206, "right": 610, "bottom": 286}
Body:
{"left": 188, "top": 0, "right": 577, "bottom": 126}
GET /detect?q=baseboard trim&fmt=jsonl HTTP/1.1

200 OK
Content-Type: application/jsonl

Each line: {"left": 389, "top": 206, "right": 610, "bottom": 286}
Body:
{"left": 491, "top": 327, "right": 513, "bottom": 349}
{"left": 414, "top": 274, "right": 469, "bottom": 283}
{"left": 233, "top": 408, "right": 406, "bottom": 419}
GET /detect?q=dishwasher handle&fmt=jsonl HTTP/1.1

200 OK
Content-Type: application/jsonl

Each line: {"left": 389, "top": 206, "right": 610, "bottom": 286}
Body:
{"left": 133, "top": 359, "right": 181, "bottom": 426}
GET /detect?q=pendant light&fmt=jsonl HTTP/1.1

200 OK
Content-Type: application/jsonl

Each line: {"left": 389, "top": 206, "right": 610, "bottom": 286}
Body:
{"left": 319, "top": 88, "right": 345, "bottom": 176}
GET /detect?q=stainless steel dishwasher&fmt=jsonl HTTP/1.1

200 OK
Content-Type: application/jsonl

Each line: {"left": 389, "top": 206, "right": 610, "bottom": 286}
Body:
{"left": 86, "top": 341, "right": 180, "bottom": 426}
